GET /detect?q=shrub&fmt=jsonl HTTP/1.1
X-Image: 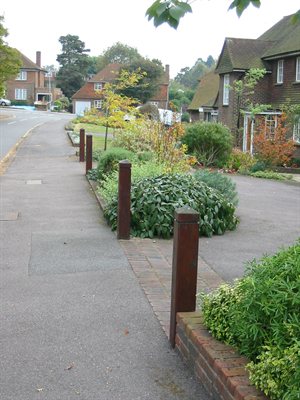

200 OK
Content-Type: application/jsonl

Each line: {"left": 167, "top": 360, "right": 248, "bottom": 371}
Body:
{"left": 249, "top": 170, "right": 292, "bottom": 180}
{"left": 200, "top": 241, "right": 300, "bottom": 399}
{"left": 181, "top": 122, "right": 233, "bottom": 167}
{"left": 181, "top": 112, "right": 190, "bottom": 123}
{"left": 253, "top": 114, "right": 295, "bottom": 167}
{"left": 226, "top": 148, "right": 255, "bottom": 171}
{"left": 104, "top": 173, "right": 238, "bottom": 238}
{"left": 249, "top": 160, "right": 267, "bottom": 173}
{"left": 194, "top": 169, "right": 238, "bottom": 206}
{"left": 99, "top": 160, "right": 165, "bottom": 203}
{"left": 96, "top": 147, "right": 135, "bottom": 180}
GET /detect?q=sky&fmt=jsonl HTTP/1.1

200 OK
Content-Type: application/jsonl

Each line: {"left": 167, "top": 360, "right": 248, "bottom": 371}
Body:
{"left": 1, "top": 0, "right": 298, "bottom": 78}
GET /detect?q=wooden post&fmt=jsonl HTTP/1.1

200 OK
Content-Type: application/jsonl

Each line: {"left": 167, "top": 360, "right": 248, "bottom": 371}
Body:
{"left": 85, "top": 134, "right": 93, "bottom": 174}
{"left": 79, "top": 128, "right": 85, "bottom": 162}
{"left": 169, "top": 207, "right": 199, "bottom": 348}
{"left": 117, "top": 160, "right": 131, "bottom": 240}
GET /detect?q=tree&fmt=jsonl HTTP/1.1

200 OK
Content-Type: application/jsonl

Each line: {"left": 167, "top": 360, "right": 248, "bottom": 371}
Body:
{"left": 121, "top": 58, "right": 165, "bottom": 104}
{"left": 96, "top": 42, "right": 142, "bottom": 72}
{"left": 174, "top": 56, "right": 215, "bottom": 89}
{"left": 56, "top": 35, "right": 90, "bottom": 99}
{"left": 168, "top": 80, "right": 194, "bottom": 111}
{"left": 0, "top": 16, "right": 22, "bottom": 96}
{"left": 231, "top": 68, "right": 270, "bottom": 146}
{"left": 146, "top": 1, "right": 300, "bottom": 29}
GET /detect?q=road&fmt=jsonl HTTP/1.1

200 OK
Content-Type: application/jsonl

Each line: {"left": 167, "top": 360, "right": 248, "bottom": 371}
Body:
{"left": 0, "top": 108, "right": 73, "bottom": 161}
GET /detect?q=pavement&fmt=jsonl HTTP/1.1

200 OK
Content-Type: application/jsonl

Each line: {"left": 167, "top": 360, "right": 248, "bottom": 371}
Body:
{"left": 1, "top": 116, "right": 299, "bottom": 399}
{"left": 0, "top": 118, "right": 210, "bottom": 400}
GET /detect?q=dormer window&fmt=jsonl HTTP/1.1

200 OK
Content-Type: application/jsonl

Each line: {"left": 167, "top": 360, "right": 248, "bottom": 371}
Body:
{"left": 94, "top": 83, "right": 103, "bottom": 90}
{"left": 277, "top": 60, "right": 283, "bottom": 84}
{"left": 223, "top": 74, "right": 230, "bottom": 105}
{"left": 296, "top": 57, "right": 300, "bottom": 82}
{"left": 16, "top": 71, "right": 27, "bottom": 81}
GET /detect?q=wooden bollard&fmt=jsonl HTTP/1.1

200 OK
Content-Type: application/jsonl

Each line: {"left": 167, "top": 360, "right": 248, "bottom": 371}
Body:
{"left": 117, "top": 160, "right": 131, "bottom": 240}
{"left": 169, "top": 207, "right": 199, "bottom": 348}
{"left": 85, "top": 134, "right": 93, "bottom": 174}
{"left": 79, "top": 128, "right": 85, "bottom": 162}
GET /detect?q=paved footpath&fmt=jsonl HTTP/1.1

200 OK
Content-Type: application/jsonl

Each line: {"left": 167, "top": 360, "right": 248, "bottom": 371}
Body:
{"left": 0, "top": 119, "right": 210, "bottom": 400}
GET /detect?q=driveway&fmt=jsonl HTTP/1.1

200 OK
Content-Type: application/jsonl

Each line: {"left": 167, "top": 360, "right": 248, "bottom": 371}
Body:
{"left": 197, "top": 174, "right": 300, "bottom": 281}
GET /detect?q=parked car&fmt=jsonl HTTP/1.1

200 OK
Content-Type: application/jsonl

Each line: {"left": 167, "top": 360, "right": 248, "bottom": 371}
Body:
{"left": 0, "top": 98, "right": 11, "bottom": 106}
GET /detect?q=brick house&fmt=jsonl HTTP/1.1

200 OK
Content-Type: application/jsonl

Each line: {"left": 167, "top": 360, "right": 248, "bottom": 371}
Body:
{"left": 215, "top": 13, "right": 300, "bottom": 154}
{"left": 6, "top": 51, "right": 62, "bottom": 108}
{"left": 72, "top": 63, "right": 170, "bottom": 116}
{"left": 188, "top": 15, "right": 300, "bottom": 154}
{"left": 187, "top": 71, "right": 219, "bottom": 122}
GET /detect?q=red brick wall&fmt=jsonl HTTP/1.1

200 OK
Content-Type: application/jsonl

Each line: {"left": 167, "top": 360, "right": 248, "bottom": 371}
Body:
{"left": 6, "top": 70, "right": 46, "bottom": 104}
{"left": 176, "top": 312, "right": 269, "bottom": 400}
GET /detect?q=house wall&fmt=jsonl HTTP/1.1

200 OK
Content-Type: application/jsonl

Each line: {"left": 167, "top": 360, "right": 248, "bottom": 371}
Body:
{"left": 6, "top": 70, "right": 44, "bottom": 104}
{"left": 268, "top": 56, "right": 300, "bottom": 107}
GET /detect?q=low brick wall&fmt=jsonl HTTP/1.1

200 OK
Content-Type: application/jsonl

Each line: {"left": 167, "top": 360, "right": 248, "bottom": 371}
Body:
{"left": 176, "top": 312, "right": 269, "bottom": 400}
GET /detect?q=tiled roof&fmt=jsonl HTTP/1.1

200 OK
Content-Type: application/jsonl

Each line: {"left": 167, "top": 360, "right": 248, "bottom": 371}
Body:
{"left": 259, "top": 14, "right": 300, "bottom": 58}
{"left": 89, "top": 63, "right": 122, "bottom": 82}
{"left": 18, "top": 51, "right": 44, "bottom": 71}
{"left": 188, "top": 71, "right": 219, "bottom": 110}
{"left": 215, "top": 38, "right": 272, "bottom": 73}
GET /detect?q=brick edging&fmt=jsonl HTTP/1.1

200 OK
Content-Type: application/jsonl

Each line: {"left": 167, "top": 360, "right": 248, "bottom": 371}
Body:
{"left": 176, "top": 312, "right": 269, "bottom": 400}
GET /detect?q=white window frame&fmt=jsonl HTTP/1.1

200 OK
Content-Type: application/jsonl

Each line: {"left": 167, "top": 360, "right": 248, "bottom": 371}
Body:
{"left": 296, "top": 57, "right": 300, "bottom": 82}
{"left": 265, "top": 114, "right": 278, "bottom": 140}
{"left": 94, "top": 83, "right": 103, "bottom": 90}
{"left": 277, "top": 60, "right": 284, "bottom": 84}
{"left": 223, "top": 74, "right": 230, "bottom": 106}
{"left": 15, "top": 71, "right": 27, "bottom": 81}
{"left": 93, "top": 100, "right": 102, "bottom": 109}
{"left": 15, "top": 88, "right": 27, "bottom": 100}
{"left": 149, "top": 101, "right": 159, "bottom": 106}
{"left": 293, "top": 118, "right": 300, "bottom": 143}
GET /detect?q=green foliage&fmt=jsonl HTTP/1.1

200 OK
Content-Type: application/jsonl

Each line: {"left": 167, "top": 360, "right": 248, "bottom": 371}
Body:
{"left": 174, "top": 57, "right": 216, "bottom": 89}
{"left": 104, "top": 173, "right": 238, "bottom": 238}
{"left": 225, "top": 148, "right": 255, "bottom": 171}
{"left": 181, "top": 112, "right": 190, "bottom": 123}
{"left": 56, "top": 34, "right": 90, "bottom": 99}
{"left": 182, "top": 122, "right": 233, "bottom": 167}
{"left": 249, "top": 160, "right": 267, "bottom": 173}
{"left": 200, "top": 241, "right": 300, "bottom": 399}
{"left": 250, "top": 170, "right": 292, "bottom": 180}
{"left": 0, "top": 16, "right": 22, "bottom": 96}
{"left": 146, "top": 0, "right": 192, "bottom": 29}
{"left": 96, "top": 147, "right": 135, "bottom": 180}
{"left": 99, "top": 160, "right": 165, "bottom": 203}
{"left": 193, "top": 169, "right": 238, "bottom": 206}
{"left": 95, "top": 42, "right": 142, "bottom": 72}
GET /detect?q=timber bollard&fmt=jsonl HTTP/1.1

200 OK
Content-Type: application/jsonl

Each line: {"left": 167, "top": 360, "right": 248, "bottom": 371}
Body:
{"left": 85, "top": 134, "right": 93, "bottom": 175}
{"left": 117, "top": 160, "right": 131, "bottom": 240}
{"left": 79, "top": 128, "right": 85, "bottom": 162}
{"left": 169, "top": 207, "right": 199, "bottom": 348}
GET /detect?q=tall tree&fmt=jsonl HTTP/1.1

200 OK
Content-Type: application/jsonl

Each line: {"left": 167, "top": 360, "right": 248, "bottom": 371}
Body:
{"left": 95, "top": 42, "right": 142, "bottom": 72}
{"left": 174, "top": 56, "right": 216, "bottom": 89}
{"left": 0, "top": 16, "right": 21, "bottom": 97}
{"left": 56, "top": 35, "right": 90, "bottom": 99}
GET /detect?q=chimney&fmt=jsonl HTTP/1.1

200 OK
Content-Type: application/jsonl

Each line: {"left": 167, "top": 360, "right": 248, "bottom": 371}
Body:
{"left": 165, "top": 64, "right": 170, "bottom": 80}
{"left": 36, "top": 51, "right": 41, "bottom": 67}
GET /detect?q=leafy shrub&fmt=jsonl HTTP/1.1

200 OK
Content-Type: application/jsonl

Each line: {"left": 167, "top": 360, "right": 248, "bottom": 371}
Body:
{"left": 249, "top": 170, "right": 292, "bottom": 180}
{"left": 249, "top": 160, "right": 267, "bottom": 173}
{"left": 225, "top": 148, "right": 255, "bottom": 171}
{"left": 99, "top": 160, "right": 165, "bottom": 203}
{"left": 182, "top": 122, "right": 233, "bottom": 167}
{"left": 96, "top": 147, "right": 135, "bottom": 180}
{"left": 104, "top": 173, "right": 238, "bottom": 238}
{"left": 194, "top": 169, "right": 238, "bottom": 206}
{"left": 181, "top": 112, "right": 190, "bottom": 123}
{"left": 253, "top": 114, "right": 295, "bottom": 167}
{"left": 200, "top": 241, "right": 300, "bottom": 399}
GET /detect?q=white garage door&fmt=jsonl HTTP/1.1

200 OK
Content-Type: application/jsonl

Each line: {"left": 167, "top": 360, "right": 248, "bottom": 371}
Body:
{"left": 75, "top": 101, "right": 91, "bottom": 116}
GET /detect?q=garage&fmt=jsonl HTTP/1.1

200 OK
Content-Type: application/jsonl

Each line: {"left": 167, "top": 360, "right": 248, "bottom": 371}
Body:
{"left": 74, "top": 100, "right": 91, "bottom": 116}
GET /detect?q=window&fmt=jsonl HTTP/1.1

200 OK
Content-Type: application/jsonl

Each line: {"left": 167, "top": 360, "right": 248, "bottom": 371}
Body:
{"left": 15, "top": 71, "right": 27, "bottom": 81}
{"left": 296, "top": 57, "right": 300, "bottom": 82}
{"left": 149, "top": 101, "right": 159, "bottom": 106}
{"left": 223, "top": 74, "right": 230, "bottom": 105}
{"left": 293, "top": 118, "right": 300, "bottom": 143}
{"left": 94, "top": 83, "right": 102, "bottom": 90}
{"left": 277, "top": 60, "right": 284, "bottom": 84}
{"left": 265, "top": 115, "right": 277, "bottom": 139}
{"left": 15, "top": 88, "right": 27, "bottom": 100}
{"left": 45, "top": 71, "right": 53, "bottom": 77}
{"left": 94, "top": 100, "right": 102, "bottom": 109}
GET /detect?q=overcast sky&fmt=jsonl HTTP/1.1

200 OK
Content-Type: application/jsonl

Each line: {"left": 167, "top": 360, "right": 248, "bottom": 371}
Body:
{"left": 1, "top": 0, "right": 298, "bottom": 78}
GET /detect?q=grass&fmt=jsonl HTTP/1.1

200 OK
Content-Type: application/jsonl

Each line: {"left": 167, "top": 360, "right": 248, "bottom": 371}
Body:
{"left": 93, "top": 135, "right": 112, "bottom": 151}
{"left": 73, "top": 122, "right": 115, "bottom": 135}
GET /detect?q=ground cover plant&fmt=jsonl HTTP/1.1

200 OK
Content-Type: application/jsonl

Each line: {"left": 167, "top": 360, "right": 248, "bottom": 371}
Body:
{"left": 199, "top": 241, "right": 300, "bottom": 399}
{"left": 104, "top": 173, "right": 238, "bottom": 238}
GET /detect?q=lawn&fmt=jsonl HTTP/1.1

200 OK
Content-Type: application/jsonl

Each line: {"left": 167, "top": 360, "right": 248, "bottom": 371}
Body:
{"left": 73, "top": 122, "right": 115, "bottom": 135}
